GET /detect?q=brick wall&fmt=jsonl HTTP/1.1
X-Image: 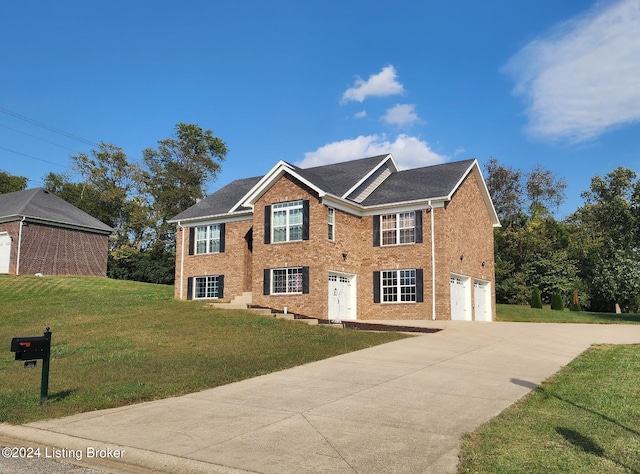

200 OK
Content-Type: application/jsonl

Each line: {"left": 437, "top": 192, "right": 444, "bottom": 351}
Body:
{"left": 15, "top": 222, "right": 108, "bottom": 276}
{"left": 175, "top": 219, "right": 253, "bottom": 301}
{"left": 175, "top": 169, "right": 496, "bottom": 321}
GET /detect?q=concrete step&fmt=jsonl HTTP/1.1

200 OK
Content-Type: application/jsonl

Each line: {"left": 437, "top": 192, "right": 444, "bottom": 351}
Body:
{"left": 275, "top": 313, "right": 295, "bottom": 320}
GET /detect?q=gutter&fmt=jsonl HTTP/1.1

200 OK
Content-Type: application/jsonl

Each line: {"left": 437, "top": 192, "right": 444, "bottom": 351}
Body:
{"left": 16, "top": 216, "right": 25, "bottom": 275}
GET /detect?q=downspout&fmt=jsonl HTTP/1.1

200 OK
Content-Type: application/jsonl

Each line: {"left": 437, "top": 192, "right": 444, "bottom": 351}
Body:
{"left": 16, "top": 217, "right": 26, "bottom": 275}
{"left": 178, "top": 222, "right": 185, "bottom": 300}
{"left": 429, "top": 202, "right": 436, "bottom": 321}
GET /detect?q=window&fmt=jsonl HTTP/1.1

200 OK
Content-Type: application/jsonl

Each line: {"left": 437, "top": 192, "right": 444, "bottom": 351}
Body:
{"left": 263, "top": 267, "right": 310, "bottom": 295}
{"left": 192, "top": 275, "right": 223, "bottom": 299}
{"left": 272, "top": 201, "right": 303, "bottom": 242}
{"left": 381, "top": 212, "right": 415, "bottom": 245}
{"left": 328, "top": 207, "right": 335, "bottom": 241}
{"left": 373, "top": 269, "right": 423, "bottom": 303}
{"left": 195, "top": 224, "right": 222, "bottom": 254}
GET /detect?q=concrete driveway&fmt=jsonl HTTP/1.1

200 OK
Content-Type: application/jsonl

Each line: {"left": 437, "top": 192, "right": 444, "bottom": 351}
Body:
{"left": 2, "top": 321, "right": 640, "bottom": 474}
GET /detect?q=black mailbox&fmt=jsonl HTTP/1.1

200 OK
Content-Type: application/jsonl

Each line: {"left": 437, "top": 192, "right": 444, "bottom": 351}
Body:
{"left": 11, "top": 336, "right": 50, "bottom": 361}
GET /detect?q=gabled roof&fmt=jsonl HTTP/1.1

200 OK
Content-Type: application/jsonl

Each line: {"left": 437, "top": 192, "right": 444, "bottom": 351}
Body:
{"left": 362, "top": 159, "right": 475, "bottom": 205}
{"left": 170, "top": 155, "right": 500, "bottom": 227}
{"left": 171, "top": 176, "right": 262, "bottom": 222}
{"left": 0, "top": 188, "right": 113, "bottom": 233}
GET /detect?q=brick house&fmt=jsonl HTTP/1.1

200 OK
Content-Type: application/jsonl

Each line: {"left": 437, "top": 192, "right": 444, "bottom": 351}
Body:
{"left": 170, "top": 155, "right": 500, "bottom": 321}
{"left": 0, "top": 188, "right": 112, "bottom": 276}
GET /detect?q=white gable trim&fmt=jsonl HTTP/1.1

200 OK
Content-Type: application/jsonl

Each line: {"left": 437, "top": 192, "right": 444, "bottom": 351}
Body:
{"left": 341, "top": 154, "right": 398, "bottom": 199}
{"left": 447, "top": 160, "right": 501, "bottom": 228}
{"left": 231, "top": 160, "right": 326, "bottom": 212}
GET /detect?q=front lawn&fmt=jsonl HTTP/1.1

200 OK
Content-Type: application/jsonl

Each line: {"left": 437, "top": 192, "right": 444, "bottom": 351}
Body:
{"left": 497, "top": 304, "right": 640, "bottom": 324}
{"left": 458, "top": 344, "right": 640, "bottom": 473}
{"left": 0, "top": 275, "right": 407, "bottom": 424}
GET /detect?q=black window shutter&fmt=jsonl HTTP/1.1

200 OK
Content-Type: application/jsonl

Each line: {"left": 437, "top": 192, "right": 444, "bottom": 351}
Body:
{"left": 263, "top": 269, "right": 271, "bottom": 295}
{"left": 218, "top": 275, "right": 224, "bottom": 298}
{"left": 188, "top": 228, "right": 195, "bottom": 255}
{"left": 373, "top": 216, "right": 380, "bottom": 247}
{"left": 373, "top": 271, "right": 381, "bottom": 303}
{"left": 302, "top": 200, "right": 310, "bottom": 240}
{"left": 415, "top": 211, "right": 423, "bottom": 244}
{"left": 416, "top": 269, "right": 424, "bottom": 302}
{"left": 219, "top": 223, "right": 226, "bottom": 252}
{"left": 264, "top": 205, "right": 271, "bottom": 244}
{"left": 302, "top": 266, "right": 310, "bottom": 294}
{"left": 187, "top": 277, "right": 194, "bottom": 300}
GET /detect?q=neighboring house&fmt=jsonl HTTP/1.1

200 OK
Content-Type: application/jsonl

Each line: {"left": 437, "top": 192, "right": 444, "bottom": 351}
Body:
{"left": 170, "top": 155, "right": 500, "bottom": 321}
{"left": 0, "top": 188, "right": 112, "bottom": 276}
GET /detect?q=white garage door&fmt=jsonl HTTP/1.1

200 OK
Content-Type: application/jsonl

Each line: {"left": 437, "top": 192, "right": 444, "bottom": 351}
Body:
{"left": 0, "top": 232, "right": 11, "bottom": 274}
{"left": 474, "top": 279, "right": 492, "bottom": 322}
{"left": 328, "top": 272, "right": 356, "bottom": 320}
{"left": 450, "top": 274, "right": 471, "bottom": 321}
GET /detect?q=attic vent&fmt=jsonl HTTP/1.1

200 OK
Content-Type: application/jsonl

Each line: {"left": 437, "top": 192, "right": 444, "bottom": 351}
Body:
{"left": 351, "top": 167, "right": 392, "bottom": 203}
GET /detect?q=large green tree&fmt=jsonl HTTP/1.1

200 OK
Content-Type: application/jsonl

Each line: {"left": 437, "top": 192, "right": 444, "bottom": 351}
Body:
{"left": 141, "top": 122, "right": 227, "bottom": 250}
{"left": 569, "top": 167, "right": 640, "bottom": 312}
{"left": 0, "top": 170, "right": 28, "bottom": 194}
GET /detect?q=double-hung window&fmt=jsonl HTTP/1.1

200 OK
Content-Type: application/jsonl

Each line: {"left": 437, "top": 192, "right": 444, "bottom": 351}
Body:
{"left": 263, "top": 267, "right": 310, "bottom": 295}
{"left": 189, "top": 275, "right": 224, "bottom": 299}
{"left": 373, "top": 211, "right": 422, "bottom": 247}
{"left": 373, "top": 269, "right": 423, "bottom": 303}
{"left": 381, "top": 212, "right": 415, "bottom": 245}
{"left": 195, "top": 225, "right": 221, "bottom": 254}
{"left": 272, "top": 201, "right": 303, "bottom": 243}
{"left": 328, "top": 207, "right": 335, "bottom": 241}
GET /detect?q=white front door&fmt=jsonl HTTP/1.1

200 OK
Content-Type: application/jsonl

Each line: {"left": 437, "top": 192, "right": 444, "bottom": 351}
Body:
{"left": 450, "top": 274, "right": 471, "bottom": 321}
{"left": 0, "top": 232, "right": 11, "bottom": 274}
{"left": 328, "top": 272, "right": 356, "bottom": 320}
{"left": 474, "top": 279, "right": 492, "bottom": 321}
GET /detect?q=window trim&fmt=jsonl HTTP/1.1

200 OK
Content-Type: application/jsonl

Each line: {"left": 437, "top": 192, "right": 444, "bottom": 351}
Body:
{"left": 189, "top": 275, "right": 224, "bottom": 300}
{"left": 190, "top": 223, "right": 225, "bottom": 255}
{"left": 373, "top": 269, "right": 423, "bottom": 304}
{"left": 263, "top": 266, "right": 310, "bottom": 295}
{"left": 373, "top": 210, "right": 422, "bottom": 247}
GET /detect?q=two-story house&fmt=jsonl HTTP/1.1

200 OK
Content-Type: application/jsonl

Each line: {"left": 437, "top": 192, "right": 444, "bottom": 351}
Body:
{"left": 170, "top": 154, "right": 500, "bottom": 321}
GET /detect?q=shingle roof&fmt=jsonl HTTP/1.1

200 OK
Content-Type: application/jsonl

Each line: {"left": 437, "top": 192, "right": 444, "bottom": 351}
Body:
{"left": 291, "top": 155, "right": 391, "bottom": 197}
{"left": 361, "top": 159, "right": 475, "bottom": 206}
{"left": 171, "top": 176, "right": 262, "bottom": 221}
{"left": 0, "top": 188, "right": 113, "bottom": 233}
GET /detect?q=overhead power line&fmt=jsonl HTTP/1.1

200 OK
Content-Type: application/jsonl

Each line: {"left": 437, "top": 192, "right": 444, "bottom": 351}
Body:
{"left": 0, "top": 123, "right": 83, "bottom": 154}
{"left": 0, "top": 106, "right": 97, "bottom": 147}
{"left": 0, "top": 146, "right": 68, "bottom": 168}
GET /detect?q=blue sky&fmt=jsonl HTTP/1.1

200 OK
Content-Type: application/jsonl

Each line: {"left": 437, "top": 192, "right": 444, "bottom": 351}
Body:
{"left": 1, "top": 0, "right": 639, "bottom": 219}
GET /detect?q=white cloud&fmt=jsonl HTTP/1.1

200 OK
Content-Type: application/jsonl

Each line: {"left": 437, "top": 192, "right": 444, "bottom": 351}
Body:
{"left": 354, "top": 110, "right": 367, "bottom": 118}
{"left": 382, "top": 104, "right": 421, "bottom": 126}
{"left": 341, "top": 65, "right": 405, "bottom": 104}
{"left": 297, "top": 134, "right": 446, "bottom": 170}
{"left": 504, "top": 0, "right": 640, "bottom": 142}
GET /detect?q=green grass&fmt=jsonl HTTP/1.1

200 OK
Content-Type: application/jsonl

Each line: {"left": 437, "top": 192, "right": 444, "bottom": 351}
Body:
{"left": 497, "top": 304, "right": 640, "bottom": 324}
{"left": 458, "top": 344, "right": 640, "bottom": 473}
{"left": 0, "top": 275, "right": 408, "bottom": 424}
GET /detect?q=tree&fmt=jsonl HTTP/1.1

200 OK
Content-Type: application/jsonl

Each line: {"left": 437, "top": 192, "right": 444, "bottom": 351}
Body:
{"left": 569, "top": 167, "right": 640, "bottom": 312}
{"left": 141, "top": 122, "right": 227, "bottom": 250}
{"left": 484, "top": 158, "right": 524, "bottom": 225}
{"left": 0, "top": 171, "right": 28, "bottom": 194}
{"left": 526, "top": 164, "right": 567, "bottom": 216}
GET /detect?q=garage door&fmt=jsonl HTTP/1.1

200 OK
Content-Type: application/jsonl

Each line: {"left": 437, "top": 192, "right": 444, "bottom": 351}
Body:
{"left": 450, "top": 274, "right": 471, "bottom": 321}
{"left": 474, "top": 279, "right": 492, "bottom": 322}
{"left": 0, "top": 232, "right": 11, "bottom": 274}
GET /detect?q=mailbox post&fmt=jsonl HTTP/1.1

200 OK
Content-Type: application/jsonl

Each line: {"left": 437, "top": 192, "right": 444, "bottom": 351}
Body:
{"left": 10, "top": 327, "right": 52, "bottom": 405}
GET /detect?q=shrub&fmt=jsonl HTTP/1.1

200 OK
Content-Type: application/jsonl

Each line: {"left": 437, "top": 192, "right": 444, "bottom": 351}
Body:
{"left": 530, "top": 288, "right": 543, "bottom": 309}
{"left": 551, "top": 293, "right": 564, "bottom": 311}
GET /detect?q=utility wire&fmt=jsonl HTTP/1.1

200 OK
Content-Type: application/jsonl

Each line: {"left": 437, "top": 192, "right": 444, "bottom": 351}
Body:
{"left": 0, "top": 146, "right": 68, "bottom": 168}
{"left": 0, "top": 106, "right": 97, "bottom": 147}
{"left": 0, "top": 123, "right": 83, "bottom": 154}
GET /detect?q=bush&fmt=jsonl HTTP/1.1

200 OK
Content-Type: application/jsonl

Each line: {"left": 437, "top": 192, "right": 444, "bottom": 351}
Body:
{"left": 530, "top": 288, "right": 543, "bottom": 309}
{"left": 551, "top": 293, "right": 564, "bottom": 311}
